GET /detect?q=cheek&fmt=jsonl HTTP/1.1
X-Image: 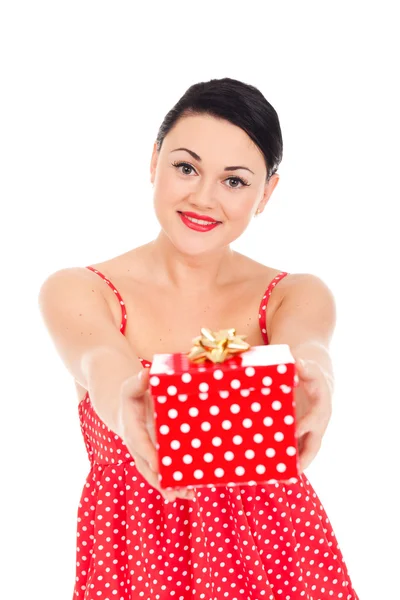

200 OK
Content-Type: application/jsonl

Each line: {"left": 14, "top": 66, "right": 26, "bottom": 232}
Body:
{"left": 154, "top": 169, "right": 188, "bottom": 204}
{"left": 153, "top": 170, "right": 181, "bottom": 206}
{"left": 223, "top": 195, "right": 256, "bottom": 221}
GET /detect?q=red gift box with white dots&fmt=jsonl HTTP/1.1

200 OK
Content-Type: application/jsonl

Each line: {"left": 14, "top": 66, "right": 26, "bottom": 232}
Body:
{"left": 149, "top": 344, "right": 300, "bottom": 490}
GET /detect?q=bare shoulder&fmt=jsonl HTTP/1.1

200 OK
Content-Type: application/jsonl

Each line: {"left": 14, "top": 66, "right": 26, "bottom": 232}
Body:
{"left": 265, "top": 271, "right": 337, "bottom": 355}
{"left": 39, "top": 264, "right": 109, "bottom": 295}
{"left": 270, "top": 271, "right": 336, "bottom": 322}
{"left": 276, "top": 271, "right": 336, "bottom": 303}
{"left": 38, "top": 262, "right": 130, "bottom": 333}
{"left": 272, "top": 273, "right": 333, "bottom": 297}
{"left": 235, "top": 254, "right": 335, "bottom": 315}
{"left": 46, "top": 246, "right": 150, "bottom": 302}
{"left": 270, "top": 271, "right": 337, "bottom": 337}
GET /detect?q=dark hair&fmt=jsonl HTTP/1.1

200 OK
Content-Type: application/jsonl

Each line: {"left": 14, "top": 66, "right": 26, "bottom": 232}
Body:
{"left": 155, "top": 77, "right": 283, "bottom": 181}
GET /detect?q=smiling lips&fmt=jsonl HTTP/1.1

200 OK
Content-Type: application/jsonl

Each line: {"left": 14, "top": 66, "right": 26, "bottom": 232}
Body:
{"left": 178, "top": 211, "right": 222, "bottom": 232}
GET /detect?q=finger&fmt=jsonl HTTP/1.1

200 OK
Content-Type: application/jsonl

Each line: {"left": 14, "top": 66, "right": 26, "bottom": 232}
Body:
{"left": 121, "top": 388, "right": 158, "bottom": 470}
{"left": 124, "top": 422, "right": 159, "bottom": 474}
{"left": 298, "top": 431, "right": 322, "bottom": 473}
{"left": 138, "top": 367, "right": 150, "bottom": 387}
{"left": 169, "top": 487, "right": 196, "bottom": 501}
{"left": 296, "top": 399, "right": 331, "bottom": 438}
{"left": 295, "top": 359, "right": 317, "bottom": 382}
{"left": 162, "top": 489, "right": 196, "bottom": 502}
{"left": 123, "top": 430, "right": 158, "bottom": 473}
{"left": 295, "top": 412, "right": 317, "bottom": 438}
{"left": 121, "top": 368, "right": 150, "bottom": 399}
{"left": 133, "top": 452, "right": 162, "bottom": 491}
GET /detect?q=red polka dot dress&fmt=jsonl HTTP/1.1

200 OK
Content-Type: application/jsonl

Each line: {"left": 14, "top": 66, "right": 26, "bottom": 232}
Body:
{"left": 73, "top": 267, "right": 359, "bottom": 600}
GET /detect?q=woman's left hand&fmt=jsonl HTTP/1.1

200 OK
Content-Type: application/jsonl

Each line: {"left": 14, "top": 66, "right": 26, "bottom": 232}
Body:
{"left": 292, "top": 358, "right": 333, "bottom": 474}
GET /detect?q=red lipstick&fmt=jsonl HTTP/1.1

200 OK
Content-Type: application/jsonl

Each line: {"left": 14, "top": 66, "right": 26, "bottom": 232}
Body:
{"left": 178, "top": 211, "right": 221, "bottom": 233}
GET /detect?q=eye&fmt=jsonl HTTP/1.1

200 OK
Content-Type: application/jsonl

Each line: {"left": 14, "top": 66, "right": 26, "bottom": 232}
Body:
{"left": 225, "top": 176, "right": 250, "bottom": 189}
{"left": 171, "top": 161, "right": 250, "bottom": 189}
{"left": 171, "top": 161, "right": 196, "bottom": 176}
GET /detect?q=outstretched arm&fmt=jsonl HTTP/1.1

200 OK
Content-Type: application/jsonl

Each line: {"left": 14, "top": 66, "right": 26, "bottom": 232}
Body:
{"left": 268, "top": 273, "right": 336, "bottom": 472}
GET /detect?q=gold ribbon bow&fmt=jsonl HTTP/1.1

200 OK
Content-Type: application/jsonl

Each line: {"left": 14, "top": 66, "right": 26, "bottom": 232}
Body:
{"left": 187, "top": 327, "right": 251, "bottom": 364}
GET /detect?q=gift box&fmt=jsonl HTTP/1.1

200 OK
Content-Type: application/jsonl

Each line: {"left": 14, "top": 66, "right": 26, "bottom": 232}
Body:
{"left": 149, "top": 330, "right": 300, "bottom": 490}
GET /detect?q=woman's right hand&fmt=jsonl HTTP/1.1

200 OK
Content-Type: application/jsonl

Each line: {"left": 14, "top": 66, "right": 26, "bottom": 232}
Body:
{"left": 118, "top": 368, "right": 195, "bottom": 502}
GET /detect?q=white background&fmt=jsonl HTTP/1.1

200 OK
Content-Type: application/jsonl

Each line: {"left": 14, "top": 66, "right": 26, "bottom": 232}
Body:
{"left": 1, "top": 1, "right": 399, "bottom": 599}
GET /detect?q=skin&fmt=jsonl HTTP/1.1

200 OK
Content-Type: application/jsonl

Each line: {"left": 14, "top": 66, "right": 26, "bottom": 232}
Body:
{"left": 85, "top": 113, "right": 334, "bottom": 502}
{"left": 149, "top": 113, "right": 280, "bottom": 283}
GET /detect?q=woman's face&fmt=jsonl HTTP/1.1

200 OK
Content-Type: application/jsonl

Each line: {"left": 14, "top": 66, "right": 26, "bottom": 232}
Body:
{"left": 150, "top": 113, "right": 279, "bottom": 256}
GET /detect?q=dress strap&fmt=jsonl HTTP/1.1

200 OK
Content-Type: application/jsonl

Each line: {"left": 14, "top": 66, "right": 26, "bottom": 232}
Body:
{"left": 258, "top": 271, "right": 289, "bottom": 345}
{"left": 85, "top": 266, "right": 127, "bottom": 334}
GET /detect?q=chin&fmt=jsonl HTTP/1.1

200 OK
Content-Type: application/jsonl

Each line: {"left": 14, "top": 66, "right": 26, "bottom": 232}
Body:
{"left": 155, "top": 210, "right": 245, "bottom": 255}
{"left": 168, "top": 232, "right": 223, "bottom": 257}
{"left": 164, "top": 226, "right": 243, "bottom": 258}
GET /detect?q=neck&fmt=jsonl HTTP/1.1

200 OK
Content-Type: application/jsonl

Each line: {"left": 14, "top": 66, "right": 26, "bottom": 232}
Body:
{"left": 147, "top": 230, "right": 237, "bottom": 293}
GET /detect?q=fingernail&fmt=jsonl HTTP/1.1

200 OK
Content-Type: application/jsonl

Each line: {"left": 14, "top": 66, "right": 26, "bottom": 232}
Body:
{"left": 299, "top": 359, "right": 310, "bottom": 372}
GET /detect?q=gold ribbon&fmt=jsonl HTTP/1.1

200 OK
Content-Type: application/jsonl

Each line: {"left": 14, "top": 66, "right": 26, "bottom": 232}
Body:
{"left": 187, "top": 327, "right": 251, "bottom": 364}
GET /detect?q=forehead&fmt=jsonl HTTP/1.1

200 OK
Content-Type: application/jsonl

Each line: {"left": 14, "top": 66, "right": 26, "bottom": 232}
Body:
{"left": 164, "top": 114, "right": 264, "bottom": 165}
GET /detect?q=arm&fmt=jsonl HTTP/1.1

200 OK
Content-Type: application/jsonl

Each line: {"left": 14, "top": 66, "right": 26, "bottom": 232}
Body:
{"left": 81, "top": 347, "right": 143, "bottom": 437}
{"left": 38, "top": 268, "right": 142, "bottom": 437}
{"left": 38, "top": 269, "right": 192, "bottom": 502}
{"left": 270, "top": 272, "right": 336, "bottom": 386}
{"left": 268, "top": 273, "right": 337, "bottom": 470}
{"left": 270, "top": 273, "right": 335, "bottom": 374}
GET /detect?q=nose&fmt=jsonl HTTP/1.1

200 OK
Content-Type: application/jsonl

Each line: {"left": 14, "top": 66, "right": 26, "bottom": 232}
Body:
{"left": 188, "top": 179, "right": 217, "bottom": 211}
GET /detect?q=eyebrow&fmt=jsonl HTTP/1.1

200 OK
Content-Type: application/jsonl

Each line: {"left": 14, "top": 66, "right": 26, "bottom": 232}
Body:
{"left": 171, "top": 147, "right": 255, "bottom": 175}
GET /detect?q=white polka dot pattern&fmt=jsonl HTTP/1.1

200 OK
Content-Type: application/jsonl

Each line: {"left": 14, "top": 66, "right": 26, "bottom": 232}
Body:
{"left": 72, "top": 267, "right": 359, "bottom": 599}
{"left": 150, "top": 353, "right": 299, "bottom": 488}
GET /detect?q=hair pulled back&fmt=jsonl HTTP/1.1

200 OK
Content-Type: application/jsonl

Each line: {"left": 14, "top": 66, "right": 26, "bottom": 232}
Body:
{"left": 156, "top": 77, "right": 283, "bottom": 181}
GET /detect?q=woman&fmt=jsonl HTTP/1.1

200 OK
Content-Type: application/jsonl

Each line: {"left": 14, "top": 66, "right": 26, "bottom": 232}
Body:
{"left": 39, "top": 77, "right": 359, "bottom": 599}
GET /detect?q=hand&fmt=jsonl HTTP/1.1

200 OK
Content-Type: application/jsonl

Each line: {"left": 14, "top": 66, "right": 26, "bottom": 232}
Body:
{"left": 118, "top": 368, "right": 195, "bottom": 502}
{"left": 293, "top": 358, "right": 333, "bottom": 474}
